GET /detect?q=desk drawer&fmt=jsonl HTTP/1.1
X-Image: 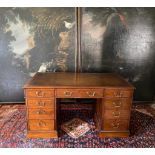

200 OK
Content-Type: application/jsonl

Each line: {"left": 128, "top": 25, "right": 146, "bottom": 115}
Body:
{"left": 103, "top": 119, "right": 129, "bottom": 131}
{"left": 28, "top": 119, "right": 54, "bottom": 131}
{"left": 56, "top": 88, "right": 103, "bottom": 98}
{"left": 104, "top": 98, "right": 131, "bottom": 110}
{"left": 56, "top": 89, "right": 79, "bottom": 98}
{"left": 28, "top": 108, "right": 54, "bottom": 119}
{"left": 79, "top": 89, "right": 103, "bottom": 98}
{"left": 26, "top": 89, "right": 54, "bottom": 98}
{"left": 104, "top": 89, "right": 133, "bottom": 98}
{"left": 104, "top": 110, "right": 130, "bottom": 119}
{"left": 27, "top": 98, "right": 54, "bottom": 108}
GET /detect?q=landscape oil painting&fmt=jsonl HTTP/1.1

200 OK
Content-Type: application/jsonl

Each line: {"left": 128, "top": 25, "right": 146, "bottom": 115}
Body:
{"left": 0, "top": 7, "right": 76, "bottom": 101}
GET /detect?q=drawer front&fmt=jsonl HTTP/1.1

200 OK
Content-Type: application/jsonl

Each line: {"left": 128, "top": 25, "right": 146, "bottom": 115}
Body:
{"left": 56, "top": 89, "right": 79, "bottom": 98}
{"left": 28, "top": 119, "right": 54, "bottom": 131}
{"left": 26, "top": 89, "right": 54, "bottom": 98}
{"left": 104, "top": 110, "right": 130, "bottom": 119}
{"left": 104, "top": 98, "right": 131, "bottom": 110}
{"left": 104, "top": 89, "right": 133, "bottom": 98}
{"left": 28, "top": 108, "right": 54, "bottom": 119}
{"left": 27, "top": 98, "right": 54, "bottom": 108}
{"left": 79, "top": 89, "right": 103, "bottom": 98}
{"left": 56, "top": 88, "right": 103, "bottom": 98}
{"left": 103, "top": 119, "right": 129, "bottom": 131}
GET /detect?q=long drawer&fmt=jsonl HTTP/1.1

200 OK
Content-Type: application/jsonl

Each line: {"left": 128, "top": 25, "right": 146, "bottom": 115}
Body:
{"left": 103, "top": 110, "right": 130, "bottom": 119}
{"left": 103, "top": 119, "right": 129, "bottom": 131}
{"left": 26, "top": 89, "right": 54, "bottom": 98}
{"left": 56, "top": 88, "right": 103, "bottom": 98}
{"left": 28, "top": 119, "right": 55, "bottom": 131}
{"left": 28, "top": 108, "right": 55, "bottom": 119}
{"left": 104, "top": 89, "right": 133, "bottom": 98}
{"left": 104, "top": 98, "right": 132, "bottom": 110}
{"left": 27, "top": 98, "right": 54, "bottom": 108}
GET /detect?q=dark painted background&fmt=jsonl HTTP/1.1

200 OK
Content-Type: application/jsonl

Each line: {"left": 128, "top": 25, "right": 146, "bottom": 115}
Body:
{"left": 0, "top": 8, "right": 76, "bottom": 102}
{"left": 81, "top": 8, "right": 155, "bottom": 101}
{"left": 0, "top": 7, "right": 155, "bottom": 102}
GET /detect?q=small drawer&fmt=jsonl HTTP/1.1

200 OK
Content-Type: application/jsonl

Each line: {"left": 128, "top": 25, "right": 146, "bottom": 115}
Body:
{"left": 28, "top": 119, "right": 55, "bottom": 131}
{"left": 27, "top": 98, "right": 54, "bottom": 108}
{"left": 104, "top": 98, "right": 132, "bottom": 110}
{"left": 103, "top": 119, "right": 129, "bottom": 131}
{"left": 26, "top": 89, "right": 54, "bottom": 98}
{"left": 104, "top": 89, "right": 133, "bottom": 98}
{"left": 79, "top": 89, "right": 103, "bottom": 98}
{"left": 103, "top": 110, "right": 130, "bottom": 119}
{"left": 28, "top": 108, "right": 54, "bottom": 119}
{"left": 56, "top": 89, "right": 79, "bottom": 98}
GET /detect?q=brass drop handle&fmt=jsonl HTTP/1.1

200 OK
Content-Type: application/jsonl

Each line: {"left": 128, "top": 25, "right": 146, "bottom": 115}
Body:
{"left": 86, "top": 91, "right": 96, "bottom": 97}
{"left": 112, "top": 112, "right": 120, "bottom": 117}
{"left": 37, "top": 101, "right": 45, "bottom": 107}
{"left": 36, "top": 91, "right": 45, "bottom": 97}
{"left": 64, "top": 91, "right": 73, "bottom": 96}
{"left": 112, "top": 122, "right": 120, "bottom": 128}
{"left": 36, "top": 109, "right": 46, "bottom": 115}
{"left": 38, "top": 121, "right": 46, "bottom": 127}
{"left": 114, "top": 92, "right": 123, "bottom": 97}
{"left": 113, "top": 102, "right": 122, "bottom": 108}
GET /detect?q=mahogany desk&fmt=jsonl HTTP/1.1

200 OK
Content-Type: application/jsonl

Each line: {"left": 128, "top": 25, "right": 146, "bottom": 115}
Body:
{"left": 24, "top": 72, "right": 134, "bottom": 138}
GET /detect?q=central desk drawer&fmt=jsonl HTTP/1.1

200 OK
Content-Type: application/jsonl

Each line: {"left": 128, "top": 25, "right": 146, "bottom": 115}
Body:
{"left": 28, "top": 119, "right": 54, "bottom": 131}
{"left": 28, "top": 108, "right": 54, "bottom": 119}
{"left": 56, "top": 88, "right": 103, "bottom": 98}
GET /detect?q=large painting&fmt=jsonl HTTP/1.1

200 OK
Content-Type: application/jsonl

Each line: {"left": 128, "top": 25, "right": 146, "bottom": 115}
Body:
{"left": 81, "top": 8, "right": 155, "bottom": 101}
{"left": 0, "top": 8, "right": 76, "bottom": 101}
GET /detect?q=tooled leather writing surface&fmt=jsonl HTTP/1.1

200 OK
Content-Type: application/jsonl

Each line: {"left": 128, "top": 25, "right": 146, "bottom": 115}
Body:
{"left": 24, "top": 72, "right": 134, "bottom": 88}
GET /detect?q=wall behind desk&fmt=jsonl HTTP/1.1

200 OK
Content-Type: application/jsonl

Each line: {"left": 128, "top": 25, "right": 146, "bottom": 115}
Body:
{"left": 0, "top": 7, "right": 155, "bottom": 102}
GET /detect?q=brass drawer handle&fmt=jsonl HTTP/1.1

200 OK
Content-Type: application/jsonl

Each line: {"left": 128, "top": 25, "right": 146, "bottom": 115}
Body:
{"left": 112, "top": 122, "right": 120, "bottom": 128}
{"left": 38, "top": 121, "right": 46, "bottom": 127}
{"left": 37, "top": 101, "right": 45, "bottom": 107}
{"left": 36, "top": 91, "right": 45, "bottom": 97}
{"left": 86, "top": 91, "right": 96, "bottom": 97}
{"left": 112, "top": 112, "right": 120, "bottom": 117}
{"left": 64, "top": 91, "right": 73, "bottom": 96}
{"left": 114, "top": 92, "right": 123, "bottom": 97}
{"left": 113, "top": 102, "right": 122, "bottom": 108}
{"left": 36, "top": 109, "right": 47, "bottom": 115}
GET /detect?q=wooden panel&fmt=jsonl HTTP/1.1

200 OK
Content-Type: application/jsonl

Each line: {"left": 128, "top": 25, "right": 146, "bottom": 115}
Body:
{"left": 104, "top": 110, "right": 130, "bottom": 119}
{"left": 99, "top": 131, "right": 129, "bottom": 138}
{"left": 104, "top": 89, "right": 133, "bottom": 98}
{"left": 27, "top": 130, "right": 58, "bottom": 138}
{"left": 28, "top": 108, "right": 54, "bottom": 119}
{"left": 27, "top": 98, "right": 54, "bottom": 108}
{"left": 79, "top": 89, "right": 103, "bottom": 98}
{"left": 103, "top": 119, "right": 129, "bottom": 131}
{"left": 104, "top": 98, "right": 132, "bottom": 110}
{"left": 28, "top": 119, "right": 55, "bottom": 131}
{"left": 26, "top": 89, "right": 54, "bottom": 98}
